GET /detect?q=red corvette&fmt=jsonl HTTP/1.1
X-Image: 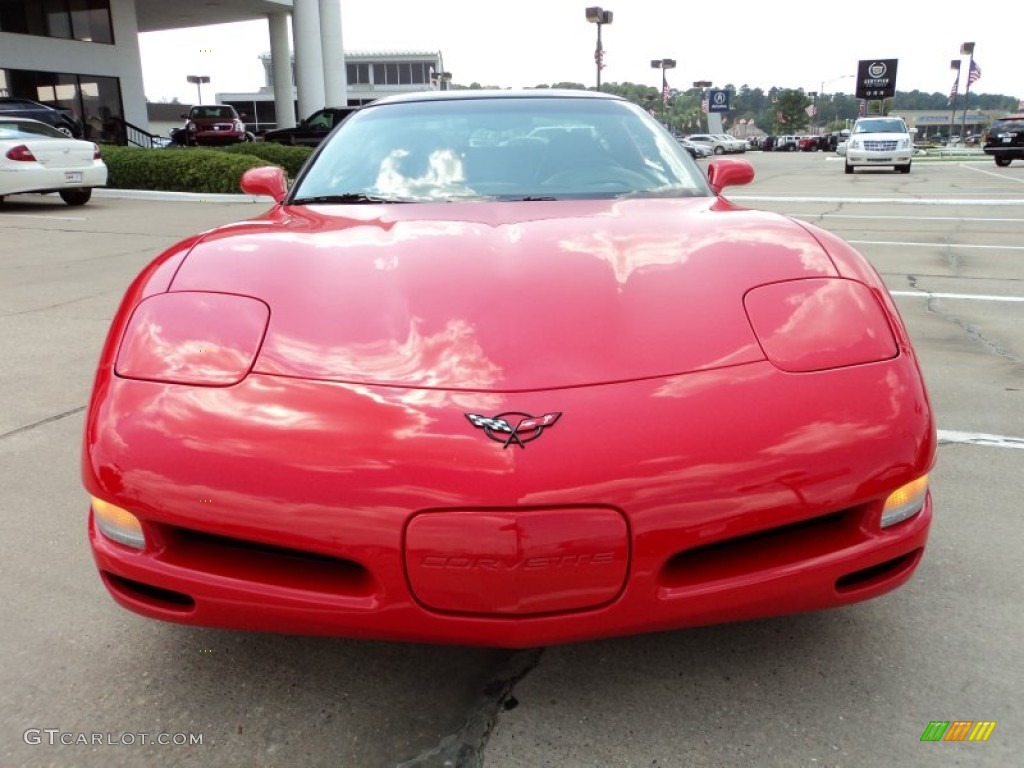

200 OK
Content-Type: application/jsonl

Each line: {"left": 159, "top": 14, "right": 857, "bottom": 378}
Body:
{"left": 83, "top": 91, "right": 935, "bottom": 647}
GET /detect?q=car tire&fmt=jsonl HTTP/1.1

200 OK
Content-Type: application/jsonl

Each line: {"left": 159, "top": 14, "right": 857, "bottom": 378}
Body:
{"left": 714, "top": 146, "right": 725, "bottom": 155}
{"left": 845, "top": 161, "right": 853, "bottom": 174}
{"left": 898, "top": 163, "right": 911, "bottom": 174}
{"left": 59, "top": 188, "right": 92, "bottom": 206}
{"left": 994, "top": 156, "right": 1012, "bottom": 167}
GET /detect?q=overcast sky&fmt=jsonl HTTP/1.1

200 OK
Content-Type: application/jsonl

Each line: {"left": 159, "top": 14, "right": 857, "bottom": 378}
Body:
{"left": 139, "top": 1, "right": 1020, "bottom": 105}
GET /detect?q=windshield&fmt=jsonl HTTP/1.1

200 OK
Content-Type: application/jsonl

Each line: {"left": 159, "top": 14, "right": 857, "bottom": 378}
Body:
{"left": 853, "top": 119, "right": 907, "bottom": 134}
{"left": 0, "top": 120, "right": 65, "bottom": 139}
{"left": 191, "top": 106, "right": 236, "bottom": 120}
{"left": 291, "top": 96, "right": 709, "bottom": 203}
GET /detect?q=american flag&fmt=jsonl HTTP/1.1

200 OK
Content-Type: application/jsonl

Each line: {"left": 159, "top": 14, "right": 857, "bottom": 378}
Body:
{"left": 948, "top": 76, "right": 959, "bottom": 103}
{"left": 700, "top": 98, "right": 709, "bottom": 114}
{"left": 968, "top": 60, "right": 981, "bottom": 86}
{"left": 662, "top": 79, "right": 671, "bottom": 105}
{"left": 594, "top": 47, "right": 606, "bottom": 70}
{"left": 805, "top": 104, "right": 816, "bottom": 117}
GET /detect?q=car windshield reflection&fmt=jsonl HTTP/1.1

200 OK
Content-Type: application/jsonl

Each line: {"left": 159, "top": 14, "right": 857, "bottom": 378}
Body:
{"left": 291, "top": 95, "right": 709, "bottom": 203}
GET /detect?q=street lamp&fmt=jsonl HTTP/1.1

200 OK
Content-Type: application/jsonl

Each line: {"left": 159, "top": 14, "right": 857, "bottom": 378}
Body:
{"left": 959, "top": 42, "right": 976, "bottom": 143}
{"left": 585, "top": 7, "right": 613, "bottom": 90}
{"left": 186, "top": 75, "right": 210, "bottom": 105}
{"left": 693, "top": 80, "right": 712, "bottom": 131}
{"left": 650, "top": 58, "right": 676, "bottom": 121}
{"left": 432, "top": 70, "right": 452, "bottom": 91}
{"left": 818, "top": 74, "right": 853, "bottom": 130}
{"left": 949, "top": 59, "right": 961, "bottom": 143}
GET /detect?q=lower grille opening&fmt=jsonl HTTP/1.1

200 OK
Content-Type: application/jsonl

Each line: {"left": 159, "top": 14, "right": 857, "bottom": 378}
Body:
{"left": 164, "top": 527, "right": 375, "bottom": 597}
{"left": 104, "top": 573, "right": 195, "bottom": 611}
{"left": 836, "top": 550, "right": 921, "bottom": 593}
{"left": 660, "top": 508, "right": 856, "bottom": 588}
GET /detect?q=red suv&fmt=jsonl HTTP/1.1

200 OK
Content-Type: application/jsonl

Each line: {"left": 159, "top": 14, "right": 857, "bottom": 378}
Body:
{"left": 171, "top": 105, "right": 248, "bottom": 146}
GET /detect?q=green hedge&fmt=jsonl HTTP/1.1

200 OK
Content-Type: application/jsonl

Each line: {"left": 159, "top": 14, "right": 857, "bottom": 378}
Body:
{"left": 218, "top": 142, "right": 314, "bottom": 179}
{"left": 99, "top": 145, "right": 274, "bottom": 194}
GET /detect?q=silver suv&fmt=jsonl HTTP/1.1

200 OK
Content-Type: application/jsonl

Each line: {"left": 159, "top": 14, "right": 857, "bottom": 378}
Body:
{"left": 844, "top": 116, "right": 913, "bottom": 174}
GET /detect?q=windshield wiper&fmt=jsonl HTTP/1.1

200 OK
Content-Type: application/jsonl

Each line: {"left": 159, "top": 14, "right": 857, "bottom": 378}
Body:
{"left": 290, "top": 193, "right": 410, "bottom": 205}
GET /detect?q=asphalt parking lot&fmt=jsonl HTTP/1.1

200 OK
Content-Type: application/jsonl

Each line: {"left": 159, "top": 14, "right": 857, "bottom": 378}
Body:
{"left": 2, "top": 151, "right": 1021, "bottom": 767}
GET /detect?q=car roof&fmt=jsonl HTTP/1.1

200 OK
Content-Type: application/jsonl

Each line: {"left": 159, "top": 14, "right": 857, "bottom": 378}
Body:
{"left": 365, "top": 89, "right": 627, "bottom": 106}
{"left": 0, "top": 115, "right": 50, "bottom": 124}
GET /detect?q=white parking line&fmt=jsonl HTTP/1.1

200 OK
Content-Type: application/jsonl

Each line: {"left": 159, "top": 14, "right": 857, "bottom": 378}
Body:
{"left": 937, "top": 430, "right": 1024, "bottom": 450}
{"left": 733, "top": 196, "right": 1024, "bottom": 206}
{"left": 0, "top": 213, "right": 88, "bottom": 222}
{"left": 960, "top": 164, "right": 1024, "bottom": 185}
{"left": 849, "top": 240, "right": 1024, "bottom": 251}
{"left": 798, "top": 214, "right": 1024, "bottom": 223}
{"left": 890, "top": 291, "right": 1024, "bottom": 303}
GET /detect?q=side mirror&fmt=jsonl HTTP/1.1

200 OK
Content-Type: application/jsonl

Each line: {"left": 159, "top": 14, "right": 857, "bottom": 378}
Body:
{"left": 706, "top": 158, "right": 755, "bottom": 195}
{"left": 241, "top": 166, "right": 288, "bottom": 203}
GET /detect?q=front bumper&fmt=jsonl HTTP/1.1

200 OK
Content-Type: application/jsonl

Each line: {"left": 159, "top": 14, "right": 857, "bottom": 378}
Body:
{"left": 85, "top": 359, "right": 934, "bottom": 647}
{"left": 846, "top": 148, "right": 913, "bottom": 166}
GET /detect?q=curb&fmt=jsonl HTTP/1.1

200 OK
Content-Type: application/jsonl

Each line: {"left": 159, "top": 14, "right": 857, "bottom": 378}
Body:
{"left": 93, "top": 188, "right": 275, "bottom": 204}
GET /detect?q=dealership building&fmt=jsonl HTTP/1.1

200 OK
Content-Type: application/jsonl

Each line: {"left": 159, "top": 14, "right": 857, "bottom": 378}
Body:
{"left": 0, "top": 0, "right": 389, "bottom": 141}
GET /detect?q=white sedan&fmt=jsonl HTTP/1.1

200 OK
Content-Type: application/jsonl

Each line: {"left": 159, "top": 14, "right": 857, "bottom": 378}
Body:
{"left": 0, "top": 117, "right": 107, "bottom": 206}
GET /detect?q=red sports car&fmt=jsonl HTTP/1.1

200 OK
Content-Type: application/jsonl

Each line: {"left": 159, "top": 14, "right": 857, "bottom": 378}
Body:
{"left": 83, "top": 91, "right": 935, "bottom": 647}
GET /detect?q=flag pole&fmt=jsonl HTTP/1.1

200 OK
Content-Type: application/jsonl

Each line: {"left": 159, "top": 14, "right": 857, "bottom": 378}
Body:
{"left": 948, "top": 60, "right": 960, "bottom": 145}
{"left": 959, "top": 43, "right": 976, "bottom": 143}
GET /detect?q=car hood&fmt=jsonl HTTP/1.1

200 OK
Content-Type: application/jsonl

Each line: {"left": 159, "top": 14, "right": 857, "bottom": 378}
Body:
{"left": 169, "top": 198, "right": 838, "bottom": 391}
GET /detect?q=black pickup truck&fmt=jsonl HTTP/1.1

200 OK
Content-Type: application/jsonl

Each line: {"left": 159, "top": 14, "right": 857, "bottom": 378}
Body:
{"left": 261, "top": 107, "right": 358, "bottom": 147}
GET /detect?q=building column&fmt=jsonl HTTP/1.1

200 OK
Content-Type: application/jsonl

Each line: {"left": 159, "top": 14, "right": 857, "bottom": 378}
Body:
{"left": 292, "top": 0, "right": 325, "bottom": 120}
{"left": 268, "top": 12, "right": 295, "bottom": 128}
{"left": 319, "top": 0, "right": 348, "bottom": 107}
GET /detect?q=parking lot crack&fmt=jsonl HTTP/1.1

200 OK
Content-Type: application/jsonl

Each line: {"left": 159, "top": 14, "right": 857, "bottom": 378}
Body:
{"left": 394, "top": 647, "right": 543, "bottom": 768}
{"left": 0, "top": 406, "right": 86, "bottom": 441}
{"left": 923, "top": 295, "right": 1022, "bottom": 365}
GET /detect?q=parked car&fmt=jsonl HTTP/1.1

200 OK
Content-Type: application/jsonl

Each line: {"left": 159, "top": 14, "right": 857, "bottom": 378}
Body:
{"left": 0, "top": 117, "right": 107, "bottom": 205}
{"left": 262, "top": 107, "right": 359, "bottom": 147}
{"left": 983, "top": 113, "right": 1024, "bottom": 167}
{"left": 774, "top": 135, "right": 798, "bottom": 152}
{"left": 677, "top": 137, "right": 712, "bottom": 158}
{"left": 798, "top": 136, "right": 820, "bottom": 151}
{"left": 83, "top": 89, "right": 934, "bottom": 648}
{"left": 845, "top": 116, "right": 913, "bottom": 174}
{"left": 713, "top": 134, "right": 747, "bottom": 153}
{"left": 686, "top": 133, "right": 731, "bottom": 154}
{"left": 0, "top": 97, "right": 83, "bottom": 138}
{"left": 170, "top": 104, "right": 249, "bottom": 147}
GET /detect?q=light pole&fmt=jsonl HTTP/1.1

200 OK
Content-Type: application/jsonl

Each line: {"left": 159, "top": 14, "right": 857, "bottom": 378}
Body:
{"left": 959, "top": 42, "right": 975, "bottom": 143}
{"left": 949, "top": 59, "right": 961, "bottom": 143}
{"left": 693, "top": 80, "right": 712, "bottom": 132}
{"left": 432, "top": 70, "right": 452, "bottom": 91}
{"left": 186, "top": 75, "right": 210, "bottom": 105}
{"left": 818, "top": 74, "right": 853, "bottom": 131}
{"left": 585, "top": 7, "right": 613, "bottom": 91}
{"left": 650, "top": 58, "right": 676, "bottom": 124}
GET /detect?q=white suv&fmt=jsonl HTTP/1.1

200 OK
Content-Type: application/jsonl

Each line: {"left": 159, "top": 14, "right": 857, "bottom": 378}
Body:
{"left": 845, "top": 116, "right": 913, "bottom": 174}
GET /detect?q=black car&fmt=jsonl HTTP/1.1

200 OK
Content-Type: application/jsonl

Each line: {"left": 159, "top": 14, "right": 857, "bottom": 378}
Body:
{"left": 0, "top": 98, "right": 83, "bottom": 138}
{"left": 983, "top": 114, "right": 1024, "bottom": 167}
{"left": 262, "top": 107, "right": 358, "bottom": 147}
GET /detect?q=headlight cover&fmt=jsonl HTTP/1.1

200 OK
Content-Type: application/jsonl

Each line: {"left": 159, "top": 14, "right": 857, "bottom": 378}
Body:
{"left": 744, "top": 279, "right": 898, "bottom": 373}
{"left": 115, "top": 291, "right": 269, "bottom": 386}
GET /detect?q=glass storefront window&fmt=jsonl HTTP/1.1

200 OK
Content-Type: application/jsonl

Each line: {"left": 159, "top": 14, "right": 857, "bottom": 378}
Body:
{"left": 0, "top": 0, "right": 111, "bottom": 44}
